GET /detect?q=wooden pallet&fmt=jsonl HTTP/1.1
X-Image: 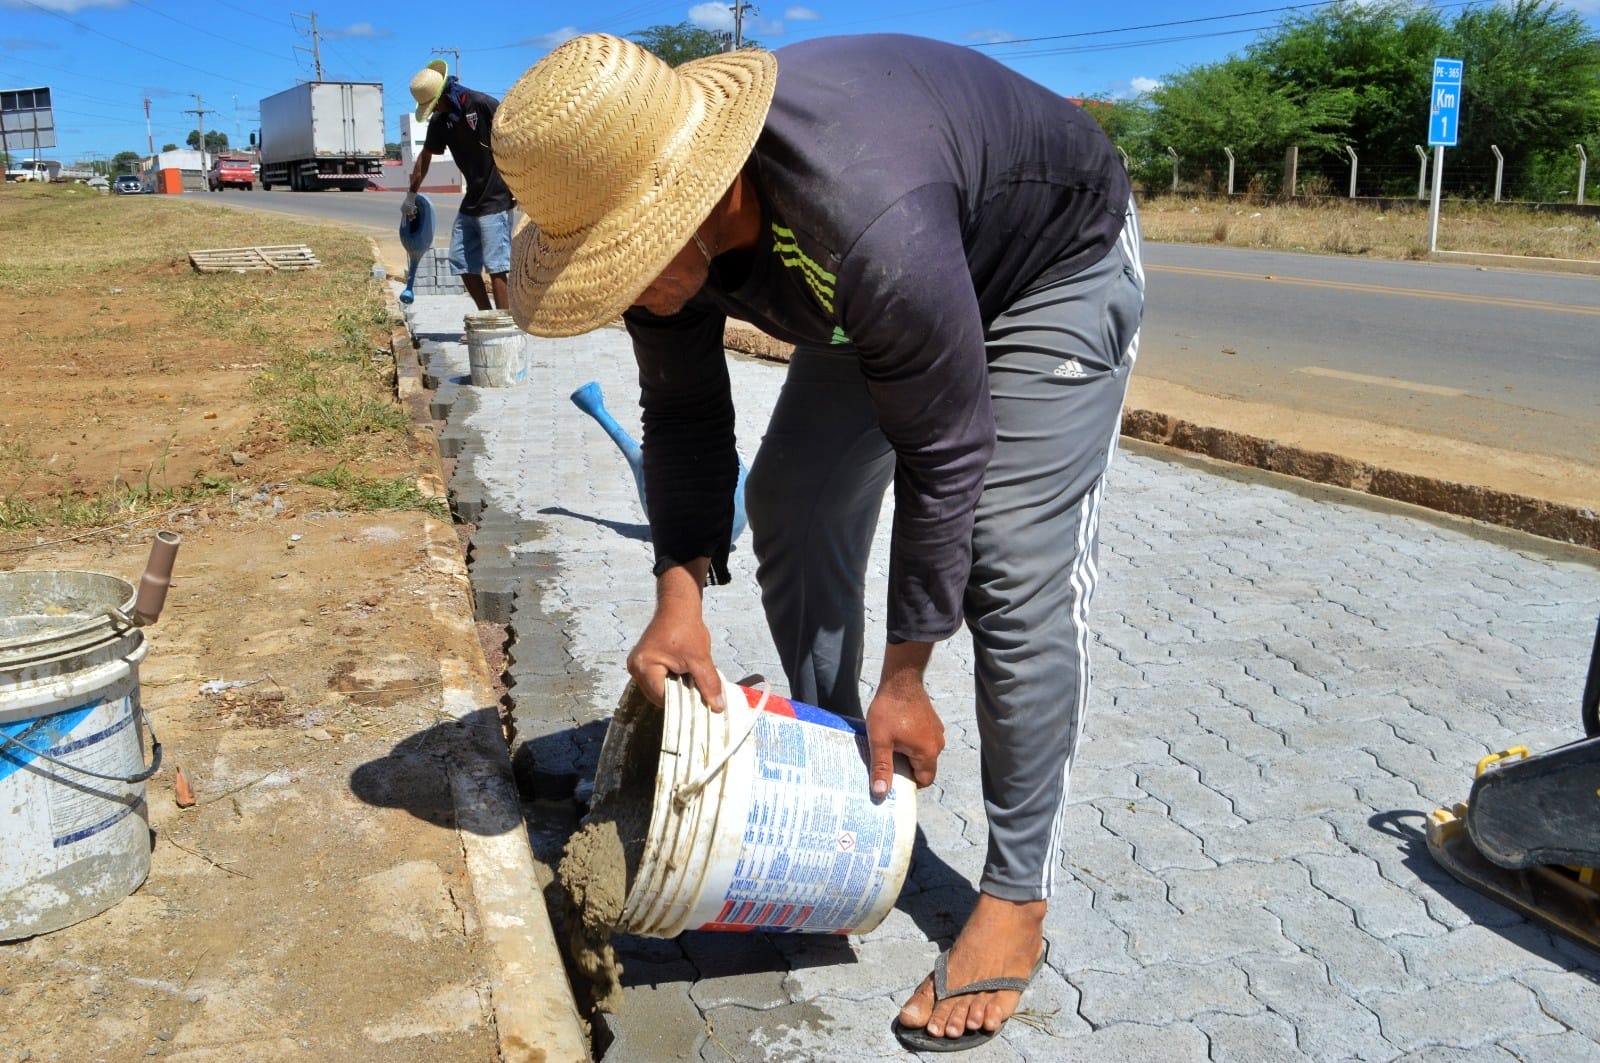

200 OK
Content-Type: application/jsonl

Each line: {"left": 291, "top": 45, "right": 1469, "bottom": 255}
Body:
{"left": 188, "top": 244, "right": 320, "bottom": 273}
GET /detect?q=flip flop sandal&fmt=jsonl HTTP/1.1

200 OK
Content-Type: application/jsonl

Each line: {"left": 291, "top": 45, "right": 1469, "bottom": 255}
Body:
{"left": 890, "top": 941, "right": 1049, "bottom": 1053}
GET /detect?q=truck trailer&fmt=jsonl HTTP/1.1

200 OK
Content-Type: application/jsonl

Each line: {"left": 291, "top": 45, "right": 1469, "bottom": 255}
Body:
{"left": 257, "top": 81, "right": 384, "bottom": 191}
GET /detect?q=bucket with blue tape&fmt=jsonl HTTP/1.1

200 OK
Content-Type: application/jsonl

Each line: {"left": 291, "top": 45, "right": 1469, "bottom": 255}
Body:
{"left": 589, "top": 673, "right": 916, "bottom": 938}
{"left": 1, "top": 569, "right": 163, "bottom": 941}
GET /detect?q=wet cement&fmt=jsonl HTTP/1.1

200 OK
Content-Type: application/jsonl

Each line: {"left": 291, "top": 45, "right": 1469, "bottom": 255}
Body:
{"left": 558, "top": 686, "right": 662, "bottom": 1014}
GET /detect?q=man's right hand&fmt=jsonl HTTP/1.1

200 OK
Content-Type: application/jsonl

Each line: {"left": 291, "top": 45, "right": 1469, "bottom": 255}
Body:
{"left": 401, "top": 191, "right": 419, "bottom": 220}
{"left": 625, "top": 562, "right": 725, "bottom": 712}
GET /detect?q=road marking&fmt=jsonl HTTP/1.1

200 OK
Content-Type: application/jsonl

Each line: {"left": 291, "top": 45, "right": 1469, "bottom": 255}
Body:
{"left": 1149, "top": 264, "right": 1600, "bottom": 317}
{"left": 1296, "top": 366, "right": 1469, "bottom": 397}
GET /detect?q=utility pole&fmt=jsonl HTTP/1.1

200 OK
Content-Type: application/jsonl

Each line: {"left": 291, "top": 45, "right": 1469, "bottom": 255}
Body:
{"left": 292, "top": 11, "right": 324, "bottom": 81}
{"left": 729, "top": 1, "right": 755, "bottom": 49}
{"left": 184, "top": 94, "right": 212, "bottom": 185}
{"left": 431, "top": 47, "right": 460, "bottom": 79}
{"left": 144, "top": 97, "right": 153, "bottom": 156}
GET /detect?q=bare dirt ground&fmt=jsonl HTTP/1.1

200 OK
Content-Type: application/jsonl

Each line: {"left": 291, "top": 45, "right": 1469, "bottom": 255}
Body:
{"left": 0, "top": 187, "right": 504, "bottom": 1061}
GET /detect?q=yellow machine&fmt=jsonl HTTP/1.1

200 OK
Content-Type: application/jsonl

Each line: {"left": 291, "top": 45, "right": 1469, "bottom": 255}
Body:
{"left": 1426, "top": 616, "right": 1600, "bottom": 952}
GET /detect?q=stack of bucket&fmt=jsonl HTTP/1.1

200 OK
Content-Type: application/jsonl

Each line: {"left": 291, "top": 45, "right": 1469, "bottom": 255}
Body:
{"left": 465, "top": 310, "right": 528, "bottom": 388}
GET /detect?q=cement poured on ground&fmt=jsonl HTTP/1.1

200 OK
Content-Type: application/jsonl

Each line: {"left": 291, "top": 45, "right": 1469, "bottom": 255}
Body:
{"left": 558, "top": 685, "right": 662, "bottom": 1015}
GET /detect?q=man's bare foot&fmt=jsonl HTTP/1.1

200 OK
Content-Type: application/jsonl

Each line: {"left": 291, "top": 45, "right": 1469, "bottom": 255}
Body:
{"left": 897, "top": 893, "right": 1047, "bottom": 1041}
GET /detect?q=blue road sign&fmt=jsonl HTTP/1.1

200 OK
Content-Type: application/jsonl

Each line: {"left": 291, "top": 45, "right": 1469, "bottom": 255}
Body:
{"left": 1429, "top": 57, "right": 1463, "bottom": 148}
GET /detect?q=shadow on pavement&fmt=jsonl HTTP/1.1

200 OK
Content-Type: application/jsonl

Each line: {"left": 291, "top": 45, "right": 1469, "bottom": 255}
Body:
{"left": 895, "top": 828, "right": 982, "bottom": 946}
{"left": 1369, "top": 809, "right": 1600, "bottom": 983}
{"left": 539, "top": 504, "right": 650, "bottom": 543}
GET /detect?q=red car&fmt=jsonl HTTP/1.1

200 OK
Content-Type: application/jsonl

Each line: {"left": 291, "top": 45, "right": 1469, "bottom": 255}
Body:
{"left": 208, "top": 156, "right": 255, "bottom": 191}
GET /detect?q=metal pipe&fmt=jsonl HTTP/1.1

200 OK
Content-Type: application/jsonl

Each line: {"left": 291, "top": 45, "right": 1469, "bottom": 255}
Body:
{"left": 1490, "top": 145, "right": 1504, "bottom": 203}
{"left": 1415, "top": 145, "right": 1428, "bottom": 201}
{"left": 1223, "top": 147, "right": 1235, "bottom": 196}
{"left": 1166, "top": 146, "right": 1179, "bottom": 193}
{"left": 1578, "top": 144, "right": 1588, "bottom": 206}
{"left": 1345, "top": 145, "right": 1358, "bottom": 199}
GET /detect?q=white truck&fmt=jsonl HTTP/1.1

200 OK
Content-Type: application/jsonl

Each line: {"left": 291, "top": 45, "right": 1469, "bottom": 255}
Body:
{"left": 6, "top": 159, "right": 94, "bottom": 182}
{"left": 257, "top": 81, "right": 384, "bottom": 191}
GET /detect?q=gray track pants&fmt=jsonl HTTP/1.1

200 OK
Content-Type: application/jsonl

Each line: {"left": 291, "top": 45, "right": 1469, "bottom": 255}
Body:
{"left": 744, "top": 201, "right": 1144, "bottom": 902}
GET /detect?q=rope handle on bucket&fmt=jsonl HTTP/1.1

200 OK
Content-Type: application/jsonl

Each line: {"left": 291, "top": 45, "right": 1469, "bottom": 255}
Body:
{"left": 0, "top": 705, "right": 164, "bottom": 785}
{"left": 671, "top": 680, "right": 771, "bottom": 812}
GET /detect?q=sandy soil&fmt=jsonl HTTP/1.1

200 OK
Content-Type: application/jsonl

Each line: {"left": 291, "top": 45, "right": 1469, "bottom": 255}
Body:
{"left": 0, "top": 286, "right": 502, "bottom": 1060}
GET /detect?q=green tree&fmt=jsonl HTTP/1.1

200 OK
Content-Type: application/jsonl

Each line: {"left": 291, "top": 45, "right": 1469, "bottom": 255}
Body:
{"left": 161, "top": 143, "right": 178, "bottom": 152}
{"left": 185, "top": 129, "right": 230, "bottom": 154}
{"left": 630, "top": 21, "right": 759, "bottom": 66}
{"left": 1142, "top": 58, "right": 1356, "bottom": 194}
{"left": 1446, "top": 0, "right": 1600, "bottom": 199}
{"left": 384, "top": 141, "right": 402, "bottom": 161}
{"left": 111, "top": 150, "right": 143, "bottom": 174}
{"left": 1247, "top": 1, "right": 1445, "bottom": 195}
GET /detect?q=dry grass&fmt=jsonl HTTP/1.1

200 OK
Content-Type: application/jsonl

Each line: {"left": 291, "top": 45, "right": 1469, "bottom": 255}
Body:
{"left": 0, "top": 182, "right": 420, "bottom": 531}
{"left": 1138, "top": 194, "right": 1600, "bottom": 261}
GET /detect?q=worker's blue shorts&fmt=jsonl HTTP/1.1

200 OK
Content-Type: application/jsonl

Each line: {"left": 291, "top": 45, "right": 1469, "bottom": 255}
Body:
{"left": 448, "top": 209, "right": 513, "bottom": 276}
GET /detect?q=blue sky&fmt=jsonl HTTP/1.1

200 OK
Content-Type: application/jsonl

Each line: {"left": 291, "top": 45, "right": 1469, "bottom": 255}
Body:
{"left": 3, "top": 0, "right": 1598, "bottom": 163}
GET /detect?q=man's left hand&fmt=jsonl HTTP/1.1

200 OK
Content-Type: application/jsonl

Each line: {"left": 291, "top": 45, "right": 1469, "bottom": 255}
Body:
{"left": 866, "top": 645, "right": 943, "bottom": 798}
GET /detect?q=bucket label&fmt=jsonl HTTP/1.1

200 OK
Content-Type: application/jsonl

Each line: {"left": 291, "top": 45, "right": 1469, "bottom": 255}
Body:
{"left": 696, "top": 688, "right": 908, "bottom": 934}
{"left": 0, "top": 695, "right": 141, "bottom": 847}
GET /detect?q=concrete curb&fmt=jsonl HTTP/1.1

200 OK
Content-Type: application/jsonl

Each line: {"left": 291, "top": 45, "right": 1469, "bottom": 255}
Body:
{"left": 1431, "top": 249, "right": 1600, "bottom": 277}
{"left": 391, "top": 307, "right": 592, "bottom": 1061}
{"left": 720, "top": 322, "right": 1599, "bottom": 553}
{"left": 1119, "top": 408, "right": 1600, "bottom": 551}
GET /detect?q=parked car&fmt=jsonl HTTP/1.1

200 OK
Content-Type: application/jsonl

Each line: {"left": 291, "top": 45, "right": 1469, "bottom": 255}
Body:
{"left": 208, "top": 156, "right": 254, "bottom": 191}
{"left": 112, "top": 174, "right": 145, "bottom": 195}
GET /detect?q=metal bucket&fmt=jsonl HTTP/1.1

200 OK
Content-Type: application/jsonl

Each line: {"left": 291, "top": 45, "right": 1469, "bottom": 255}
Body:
{"left": 1, "top": 570, "right": 162, "bottom": 941}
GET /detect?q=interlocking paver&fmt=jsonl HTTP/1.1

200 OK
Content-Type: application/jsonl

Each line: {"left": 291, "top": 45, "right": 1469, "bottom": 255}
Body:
{"left": 408, "top": 293, "right": 1600, "bottom": 1059}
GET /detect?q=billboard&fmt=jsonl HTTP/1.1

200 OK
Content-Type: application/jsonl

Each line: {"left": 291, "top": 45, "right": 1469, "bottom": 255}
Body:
{"left": 0, "top": 86, "right": 58, "bottom": 154}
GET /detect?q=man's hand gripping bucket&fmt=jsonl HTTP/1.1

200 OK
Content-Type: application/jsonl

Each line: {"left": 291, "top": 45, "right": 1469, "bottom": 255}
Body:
{"left": 592, "top": 672, "right": 917, "bottom": 938}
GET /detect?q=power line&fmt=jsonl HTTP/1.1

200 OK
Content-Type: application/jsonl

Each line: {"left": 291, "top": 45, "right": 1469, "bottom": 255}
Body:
{"left": 969, "top": 1, "right": 1346, "bottom": 49}
{"left": 16, "top": 0, "right": 277, "bottom": 92}
{"left": 125, "top": 0, "right": 288, "bottom": 63}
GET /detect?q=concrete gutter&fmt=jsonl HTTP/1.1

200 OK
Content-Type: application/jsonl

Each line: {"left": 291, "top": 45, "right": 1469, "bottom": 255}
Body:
{"left": 721, "top": 322, "right": 1599, "bottom": 553}
{"left": 393, "top": 312, "right": 593, "bottom": 1062}
{"left": 1431, "top": 249, "right": 1600, "bottom": 277}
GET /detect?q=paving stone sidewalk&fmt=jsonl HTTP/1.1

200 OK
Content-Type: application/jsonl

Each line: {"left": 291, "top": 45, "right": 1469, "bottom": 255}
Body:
{"left": 410, "top": 292, "right": 1600, "bottom": 1062}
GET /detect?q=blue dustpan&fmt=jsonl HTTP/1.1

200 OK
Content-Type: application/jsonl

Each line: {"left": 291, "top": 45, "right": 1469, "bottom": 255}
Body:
{"left": 398, "top": 194, "right": 435, "bottom": 305}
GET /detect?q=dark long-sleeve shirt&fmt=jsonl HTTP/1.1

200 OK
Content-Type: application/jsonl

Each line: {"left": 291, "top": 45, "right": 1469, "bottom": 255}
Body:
{"left": 625, "top": 33, "right": 1129, "bottom": 644}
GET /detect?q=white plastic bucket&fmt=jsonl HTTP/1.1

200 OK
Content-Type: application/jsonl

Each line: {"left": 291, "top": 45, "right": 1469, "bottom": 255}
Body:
{"left": 591, "top": 673, "right": 916, "bottom": 938}
{"left": 1, "top": 570, "right": 162, "bottom": 941}
{"left": 465, "top": 310, "right": 527, "bottom": 388}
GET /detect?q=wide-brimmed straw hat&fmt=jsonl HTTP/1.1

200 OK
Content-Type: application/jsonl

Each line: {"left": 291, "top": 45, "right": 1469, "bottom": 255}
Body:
{"left": 492, "top": 34, "right": 777, "bottom": 337}
{"left": 410, "top": 59, "right": 449, "bottom": 123}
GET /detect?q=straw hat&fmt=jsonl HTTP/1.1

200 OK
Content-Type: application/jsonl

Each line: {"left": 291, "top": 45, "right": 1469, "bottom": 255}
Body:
{"left": 410, "top": 59, "right": 449, "bottom": 123}
{"left": 492, "top": 34, "right": 777, "bottom": 336}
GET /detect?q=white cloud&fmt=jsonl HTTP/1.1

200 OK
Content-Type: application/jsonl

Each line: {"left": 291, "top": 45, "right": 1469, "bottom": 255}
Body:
{"left": 689, "top": 2, "right": 734, "bottom": 31}
{"left": 784, "top": 6, "right": 821, "bottom": 19}
{"left": 1101, "top": 76, "right": 1162, "bottom": 101}
{"left": 965, "top": 29, "right": 1018, "bottom": 45}
{"left": 0, "top": 0, "right": 122, "bottom": 11}
{"left": 323, "top": 22, "right": 392, "bottom": 41}
{"left": 519, "top": 27, "right": 582, "bottom": 50}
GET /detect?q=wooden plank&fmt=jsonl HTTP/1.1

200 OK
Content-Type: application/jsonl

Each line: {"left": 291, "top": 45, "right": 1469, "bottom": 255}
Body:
{"left": 188, "top": 244, "right": 319, "bottom": 273}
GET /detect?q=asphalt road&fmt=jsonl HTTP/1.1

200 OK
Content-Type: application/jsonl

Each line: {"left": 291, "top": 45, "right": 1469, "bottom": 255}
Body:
{"left": 1139, "top": 244, "right": 1600, "bottom": 465}
{"left": 202, "top": 188, "right": 1599, "bottom": 466}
